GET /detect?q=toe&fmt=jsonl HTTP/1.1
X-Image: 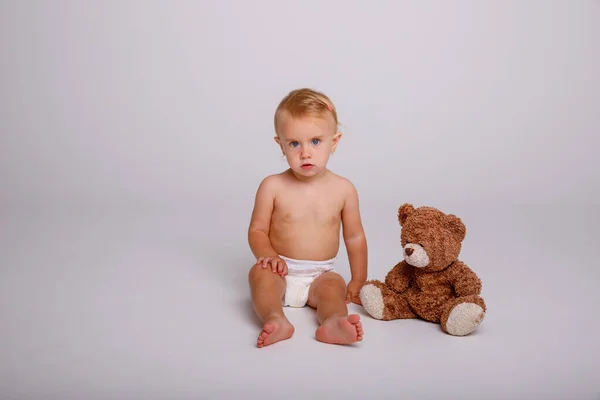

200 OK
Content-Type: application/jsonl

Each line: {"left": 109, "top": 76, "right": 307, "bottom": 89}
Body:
{"left": 263, "top": 323, "right": 275, "bottom": 334}
{"left": 347, "top": 314, "right": 361, "bottom": 324}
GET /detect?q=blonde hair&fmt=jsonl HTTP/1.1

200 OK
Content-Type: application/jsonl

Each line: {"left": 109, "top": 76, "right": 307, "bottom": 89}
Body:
{"left": 274, "top": 88, "right": 338, "bottom": 135}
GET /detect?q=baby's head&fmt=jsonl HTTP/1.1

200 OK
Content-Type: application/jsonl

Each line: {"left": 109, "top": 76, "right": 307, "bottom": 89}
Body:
{"left": 273, "top": 88, "right": 342, "bottom": 179}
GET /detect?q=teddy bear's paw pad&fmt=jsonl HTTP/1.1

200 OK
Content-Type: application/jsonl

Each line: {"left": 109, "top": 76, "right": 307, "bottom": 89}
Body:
{"left": 446, "top": 303, "right": 485, "bottom": 336}
{"left": 359, "top": 285, "right": 385, "bottom": 320}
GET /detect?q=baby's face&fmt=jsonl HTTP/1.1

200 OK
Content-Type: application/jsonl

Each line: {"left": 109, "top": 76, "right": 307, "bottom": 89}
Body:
{"left": 275, "top": 113, "right": 341, "bottom": 179}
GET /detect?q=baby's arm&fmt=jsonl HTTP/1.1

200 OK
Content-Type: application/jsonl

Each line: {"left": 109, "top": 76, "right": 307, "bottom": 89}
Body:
{"left": 341, "top": 180, "right": 368, "bottom": 303}
{"left": 248, "top": 176, "right": 287, "bottom": 276}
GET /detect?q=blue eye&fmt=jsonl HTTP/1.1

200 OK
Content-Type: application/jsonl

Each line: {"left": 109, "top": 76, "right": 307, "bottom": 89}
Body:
{"left": 312, "top": 139, "right": 320, "bottom": 145}
{"left": 290, "top": 141, "right": 299, "bottom": 147}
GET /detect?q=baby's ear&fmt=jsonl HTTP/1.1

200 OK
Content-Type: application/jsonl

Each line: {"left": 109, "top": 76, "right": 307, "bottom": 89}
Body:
{"left": 331, "top": 131, "right": 342, "bottom": 152}
{"left": 398, "top": 203, "right": 414, "bottom": 226}
{"left": 445, "top": 214, "right": 466, "bottom": 241}
{"left": 274, "top": 136, "right": 284, "bottom": 153}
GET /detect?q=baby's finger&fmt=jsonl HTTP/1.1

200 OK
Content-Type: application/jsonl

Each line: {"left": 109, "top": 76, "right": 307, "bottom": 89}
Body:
{"left": 278, "top": 261, "right": 286, "bottom": 276}
{"left": 261, "top": 258, "right": 270, "bottom": 268}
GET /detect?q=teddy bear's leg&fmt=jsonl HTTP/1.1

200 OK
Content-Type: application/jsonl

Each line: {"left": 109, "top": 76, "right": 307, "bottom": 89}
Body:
{"left": 440, "top": 295, "right": 486, "bottom": 336}
{"left": 359, "top": 280, "right": 416, "bottom": 321}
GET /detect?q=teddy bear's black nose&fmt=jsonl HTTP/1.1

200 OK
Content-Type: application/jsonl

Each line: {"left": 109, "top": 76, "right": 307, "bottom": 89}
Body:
{"left": 405, "top": 248, "right": 414, "bottom": 256}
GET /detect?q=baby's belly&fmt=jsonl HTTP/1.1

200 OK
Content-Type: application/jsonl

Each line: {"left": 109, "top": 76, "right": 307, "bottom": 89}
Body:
{"left": 270, "top": 225, "right": 341, "bottom": 261}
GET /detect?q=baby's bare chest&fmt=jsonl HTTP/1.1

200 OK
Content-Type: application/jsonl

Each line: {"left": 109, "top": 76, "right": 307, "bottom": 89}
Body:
{"left": 273, "top": 193, "right": 343, "bottom": 224}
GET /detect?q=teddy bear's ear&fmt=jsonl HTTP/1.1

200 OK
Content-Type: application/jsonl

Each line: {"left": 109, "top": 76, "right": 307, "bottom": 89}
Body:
{"left": 445, "top": 214, "right": 466, "bottom": 241}
{"left": 398, "top": 203, "right": 415, "bottom": 226}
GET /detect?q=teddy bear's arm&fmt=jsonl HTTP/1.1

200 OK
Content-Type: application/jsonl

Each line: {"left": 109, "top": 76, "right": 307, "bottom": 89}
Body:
{"left": 448, "top": 261, "right": 482, "bottom": 296}
{"left": 384, "top": 261, "right": 413, "bottom": 293}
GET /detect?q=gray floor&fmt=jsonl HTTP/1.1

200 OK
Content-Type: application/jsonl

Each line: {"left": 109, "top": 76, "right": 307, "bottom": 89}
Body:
{"left": 1, "top": 202, "right": 598, "bottom": 399}
{"left": 2, "top": 0, "right": 598, "bottom": 398}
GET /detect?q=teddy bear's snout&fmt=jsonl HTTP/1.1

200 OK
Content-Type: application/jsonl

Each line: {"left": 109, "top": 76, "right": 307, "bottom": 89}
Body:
{"left": 403, "top": 243, "right": 430, "bottom": 268}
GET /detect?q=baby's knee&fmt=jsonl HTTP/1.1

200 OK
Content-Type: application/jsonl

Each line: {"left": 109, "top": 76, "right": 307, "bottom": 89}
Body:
{"left": 326, "top": 271, "right": 346, "bottom": 283}
{"left": 317, "top": 272, "right": 346, "bottom": 291}
{"left": 248, "top": 263, "right": 263, "bottom": 281}
{"left": 248, "top": 263, "right": 279, "bottom": 282}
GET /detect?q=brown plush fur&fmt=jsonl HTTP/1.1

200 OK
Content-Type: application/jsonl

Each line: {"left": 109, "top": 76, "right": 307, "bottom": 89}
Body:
{"left": 359, "top": 203, "right": 486, "bottom": 336}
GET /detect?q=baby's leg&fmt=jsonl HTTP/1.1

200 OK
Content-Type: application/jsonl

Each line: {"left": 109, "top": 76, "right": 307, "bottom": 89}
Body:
{"left": 248, "top": 264, "right": 294, "bottom": 348}
{"left": 307, "top": 272, "right": 363, "bottom": 345}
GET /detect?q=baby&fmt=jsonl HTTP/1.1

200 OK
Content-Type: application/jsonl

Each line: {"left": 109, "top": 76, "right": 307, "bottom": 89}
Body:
{"left": 247, "top": 88, "right": 368, "bottom": 347}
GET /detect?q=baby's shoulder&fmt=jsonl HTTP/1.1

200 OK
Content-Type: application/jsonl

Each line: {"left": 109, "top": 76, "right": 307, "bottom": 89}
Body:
{"left": 257, "top": 172, "right": 287, "bottom": 192}
{"left": 327, "top": 171, "right": 357, "bottom": 194}
{"left": 260, "top": 173, "right": 283, "bottom": 184}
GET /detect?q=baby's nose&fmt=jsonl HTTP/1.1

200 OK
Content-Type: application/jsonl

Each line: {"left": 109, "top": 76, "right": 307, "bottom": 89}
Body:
{"left": 405, "top": 247, "right": 414, "bottom": 256}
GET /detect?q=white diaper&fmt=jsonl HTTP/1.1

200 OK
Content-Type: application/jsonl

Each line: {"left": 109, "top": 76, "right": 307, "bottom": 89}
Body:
{"left": 281, "top": 255, "right": 337, "bottom": 308}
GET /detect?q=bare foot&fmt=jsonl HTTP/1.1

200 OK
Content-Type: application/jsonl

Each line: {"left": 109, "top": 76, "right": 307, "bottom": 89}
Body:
{"left": 257, "top": 317, "right": 294, "bottom": 348}
{"left": 315, "top": 314, "right": 363, "bottom": 345}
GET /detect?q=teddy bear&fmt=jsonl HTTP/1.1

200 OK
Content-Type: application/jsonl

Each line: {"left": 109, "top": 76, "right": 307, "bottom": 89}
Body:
{"left": 358, "top": 203, "right": 486, "bottom": 336}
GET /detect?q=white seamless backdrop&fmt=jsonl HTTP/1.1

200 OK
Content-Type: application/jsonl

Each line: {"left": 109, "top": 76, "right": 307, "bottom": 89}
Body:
{"left": 1, "top": 1, "right": 598, "bottom": 212}
{"left": 1, "top": 1, "right": 599, "bottom": 399}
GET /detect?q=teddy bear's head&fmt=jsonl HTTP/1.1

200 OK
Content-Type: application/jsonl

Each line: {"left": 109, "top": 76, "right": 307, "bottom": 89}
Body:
{"left": 397, "top": 203, "right": 466, "bottom": 272}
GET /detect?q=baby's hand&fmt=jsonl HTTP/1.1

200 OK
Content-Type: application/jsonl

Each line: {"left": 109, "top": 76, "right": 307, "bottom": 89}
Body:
{"left": 256, "top": 256, "right": 288, "bottom": 277}
{"left": 345, "top": 279, "right": 365, "bottom": 305}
